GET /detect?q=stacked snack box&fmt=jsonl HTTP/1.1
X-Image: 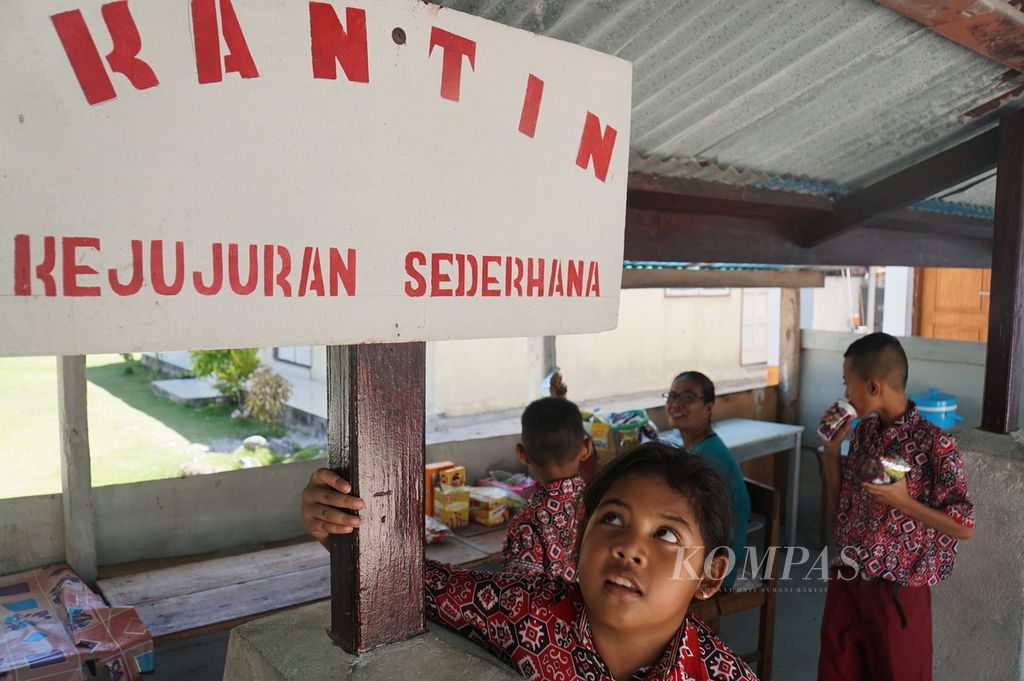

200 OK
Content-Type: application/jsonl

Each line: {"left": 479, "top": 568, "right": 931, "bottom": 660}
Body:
{"left": 468, "top": 487, "right": 510, "bottom": 527}
{"left": 433, "top": 465, "right": 469, "bottom": 528}
{"left": 425, "top": 461, "right": 455, "bottom": 518}
{"left": 590, "top": 410, "right": 650, "bottom": 468}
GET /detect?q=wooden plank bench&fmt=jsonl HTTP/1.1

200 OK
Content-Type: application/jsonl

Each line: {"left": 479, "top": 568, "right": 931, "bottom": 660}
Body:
{"left": 96, "top": 527, "right": 509, "bottom": 645}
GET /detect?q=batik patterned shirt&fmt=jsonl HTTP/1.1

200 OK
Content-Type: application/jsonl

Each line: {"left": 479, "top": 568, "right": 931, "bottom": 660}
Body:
{"left": 502, "top": 475, "right": 585, "bottom": 582}
{"left": 831, "top": 405, "right": 974, "bottom": 586}
{"left": 425, "top": 560, "right": 758, "bottom": 681}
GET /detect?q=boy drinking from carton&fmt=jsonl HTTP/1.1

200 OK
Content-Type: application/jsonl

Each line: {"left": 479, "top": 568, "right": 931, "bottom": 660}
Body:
{"left": 817, "top": 333, "right": 975, "bottom": 681}
{"left": 502, "top": 396, "right": 592, "bottom": 582}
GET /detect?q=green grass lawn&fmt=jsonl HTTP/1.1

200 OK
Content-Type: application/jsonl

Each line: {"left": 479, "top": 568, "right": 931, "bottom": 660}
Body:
{"left": 0, "top": 354, "right": 299, "bottom": 499}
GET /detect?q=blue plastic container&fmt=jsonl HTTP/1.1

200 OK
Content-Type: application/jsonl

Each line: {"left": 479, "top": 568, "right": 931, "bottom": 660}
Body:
{"left": 911, "top": 388, "right": 965, "bottom": 430}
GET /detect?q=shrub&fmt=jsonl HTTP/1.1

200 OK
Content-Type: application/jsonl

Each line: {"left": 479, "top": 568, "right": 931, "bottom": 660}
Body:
{"left": 120, "top": 352, "right": 138, "bottom": 375}
{"left": 189, "top": 349, "right": 260, "bottom": 404}
{"left": 244, "top": 368, "right": 292, "bottom": 428}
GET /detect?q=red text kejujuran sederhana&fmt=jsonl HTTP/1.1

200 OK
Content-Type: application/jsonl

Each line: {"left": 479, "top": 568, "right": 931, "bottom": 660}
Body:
{"left": 12, "top": 237, "right": 601, "bottom": 299}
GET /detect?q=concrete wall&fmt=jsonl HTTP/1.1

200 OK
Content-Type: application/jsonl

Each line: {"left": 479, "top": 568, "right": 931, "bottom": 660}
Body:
{"left": 932, "top": 429, "right": 1024, "bottom": 681}
{"left": 429, "top": 337, "right": 535, "bottom": 415}
{"left": 0, "top": 494, "right": 64, "bottom": 575}
{"left": 0, "top": 437, "right": 523, "bottom": 571}
{"left": 265, "top": 289, "right": 771, "bottom": 418}
{"left": 557, "top": 288, "right": 768, "bottom": 405}
{"left": 422, "top": 287, "right": 771, "bottom": 417}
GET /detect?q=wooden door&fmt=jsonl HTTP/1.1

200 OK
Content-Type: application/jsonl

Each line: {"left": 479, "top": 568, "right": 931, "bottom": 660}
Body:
{"left": 915, "top": 268, "right": 991, "bottom": 341}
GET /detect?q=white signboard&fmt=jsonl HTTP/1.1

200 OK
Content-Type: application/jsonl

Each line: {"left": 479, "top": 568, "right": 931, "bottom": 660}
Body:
{"left": 0, "top": 0, "right": 631, "bottom": 356}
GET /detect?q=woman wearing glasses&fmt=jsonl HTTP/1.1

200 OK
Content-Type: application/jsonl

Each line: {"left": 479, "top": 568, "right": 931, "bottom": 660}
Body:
{"left": 664, "top": 370, "right": 751, "bottom": 588}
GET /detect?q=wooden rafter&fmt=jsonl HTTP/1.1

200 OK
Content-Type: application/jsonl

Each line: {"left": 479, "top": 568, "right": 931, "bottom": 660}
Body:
{"left": 802, "top": 128, "right": 1000, "bottom": 247}
{"left": 877, "top": 0, "right": 1024, "bottom": 73}
{"left": 627, "top": 173, "right": 830, "bottom": 220}
{"left": 624, "top": 206, "right": 993, "bottom": 268}
{"left": 621, "top": 268, "right": 825, "bottom": 289}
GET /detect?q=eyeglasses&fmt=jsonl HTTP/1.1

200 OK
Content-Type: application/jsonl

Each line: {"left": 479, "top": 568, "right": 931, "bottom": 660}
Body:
{"left": 663, "top": 391, "right": 703, "bottom": 404}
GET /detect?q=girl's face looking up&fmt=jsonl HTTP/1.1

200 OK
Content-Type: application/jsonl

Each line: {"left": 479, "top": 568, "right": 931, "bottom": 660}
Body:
{"left": 577, "top": 473, "right": 723, "bottom": 642}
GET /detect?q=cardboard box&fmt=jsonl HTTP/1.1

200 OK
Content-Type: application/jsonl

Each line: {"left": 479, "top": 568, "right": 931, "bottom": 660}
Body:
{"left": 469, "top": 487, "right": 509, "bottom": 527}
{"left": 471, "top": 505, "right": 508, "bottom": 527}
{"left": 439, "top": 465, "right": 466, "bottom": 488}
{"left": 591, "top": 421, "right": 643, "bottom": 468}
{"left": 433, "top": 485, "right": 469, "bottom": 528}
{"left": 425, "top": 461, "right": 455, "bottom": 515}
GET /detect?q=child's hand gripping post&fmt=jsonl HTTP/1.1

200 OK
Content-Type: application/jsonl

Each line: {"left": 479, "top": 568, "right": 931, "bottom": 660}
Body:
{"left": 301, "top": 468, "right": 365, "bottom": 547}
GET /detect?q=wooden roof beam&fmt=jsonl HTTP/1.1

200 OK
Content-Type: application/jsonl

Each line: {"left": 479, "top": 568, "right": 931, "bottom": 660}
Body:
{"left": 802, "top": 127, "right": 1000, "bottom": 247}
{"left": 627, "top": 172, "right": 831, "bottom": 220}
{"left": 877, "top": 0, "right": 1024, "bottom": 72}
{"left": 621, "top": 268, "right": 826, "bottom": 289}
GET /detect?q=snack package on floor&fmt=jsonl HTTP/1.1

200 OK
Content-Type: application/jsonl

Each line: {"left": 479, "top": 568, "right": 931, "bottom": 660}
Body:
{"left": 425, "top": 514, "right": 453, "bottom": 544}
{"left": 433, "top": 484, "right": 470, "bottom": 528}
{"left": 477, "top": 470, "right": 537, "bottom": 500}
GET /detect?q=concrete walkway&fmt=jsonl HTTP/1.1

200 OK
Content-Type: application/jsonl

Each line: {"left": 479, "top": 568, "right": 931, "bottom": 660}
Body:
{"left": 142, "top": 351, "right": 327, "bottom": 421}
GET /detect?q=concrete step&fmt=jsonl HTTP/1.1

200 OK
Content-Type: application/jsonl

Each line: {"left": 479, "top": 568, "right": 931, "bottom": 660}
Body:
{"left": 151, "top": 377, "right": 221, "bottom": 405}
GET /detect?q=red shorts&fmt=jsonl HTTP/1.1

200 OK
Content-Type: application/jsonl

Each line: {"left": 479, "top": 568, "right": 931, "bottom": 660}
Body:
{"left": 817, "top": 567, "right": 932, "bottom": 681}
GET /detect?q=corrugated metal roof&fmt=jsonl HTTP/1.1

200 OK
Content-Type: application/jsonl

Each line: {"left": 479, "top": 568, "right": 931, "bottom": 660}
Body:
{"left": 438, "top": 0, "right": 1022, "bottom": 210}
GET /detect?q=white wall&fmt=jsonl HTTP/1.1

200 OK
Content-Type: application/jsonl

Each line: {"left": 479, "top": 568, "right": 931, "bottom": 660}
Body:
{"left": 803, "top": 274, "right": 863, "bottom": 332}
{"left": 881, "top": 266, "right": 913, "bottom": 337}
{"left": 429, "top": 337, "right": 535, "bottom": 415}
{"left": 548, "top": 288, "right": 767, "bottom": 404}
{"left": 273, "top": 289, "right": 771, "bottom": 418}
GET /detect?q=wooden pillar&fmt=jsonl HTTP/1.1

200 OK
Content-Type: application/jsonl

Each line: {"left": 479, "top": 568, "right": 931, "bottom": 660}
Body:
{"left": 982, "top": 109, "right": 1024, "bottom": 433}
{"left": 327, "top": 343, "right": 426, "bottom": 653}
{"left": 57, "top": 355, "right": 97, "bottom": 584}
{"left": 777, "top": 288, "right": 801, "bottom": 425}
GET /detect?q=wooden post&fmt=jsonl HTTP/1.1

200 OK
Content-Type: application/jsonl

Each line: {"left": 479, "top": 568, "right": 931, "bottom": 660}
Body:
{"left": 982, "top": 109, "right": 1024, "bottom": 433}
{"left": 327, "top": 343, "right": 426, "bottom": 653}
{"left": 57, "top": 355, "right": 97, "bottom": 584}
{"left": 777, "top": 288, "right": 801, "bottom": 425}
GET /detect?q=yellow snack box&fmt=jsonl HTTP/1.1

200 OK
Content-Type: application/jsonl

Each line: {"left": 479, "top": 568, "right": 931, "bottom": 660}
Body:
{"left": 439, "top": 466, "right": 466, "bottom": 488}
{"left": 468, "top": 487, "right": 509, "bottom": 526}
{"left": 433, "top": 485, "right": 470, "bottom": 528}
{"left": 471, "top": 505, "right": 508, "bottom": 527}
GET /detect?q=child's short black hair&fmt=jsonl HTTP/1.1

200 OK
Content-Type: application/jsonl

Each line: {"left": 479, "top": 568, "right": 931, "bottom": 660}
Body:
{"left": 844, "top": 332, "right": 909, "bottom": 390}
{"left": 521, "top": 397, "right": 586, "bottom": 467}
{"left": 576, "top": 441, "right": 732, "bottom": 560}
{"left": 673, "top": 370, "right": 716, "bottom": 403}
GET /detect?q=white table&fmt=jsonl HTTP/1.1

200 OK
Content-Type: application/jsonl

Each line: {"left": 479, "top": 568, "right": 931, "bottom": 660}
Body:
{"left": 659, "top": 418, "right": 805, "bottom": 546}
